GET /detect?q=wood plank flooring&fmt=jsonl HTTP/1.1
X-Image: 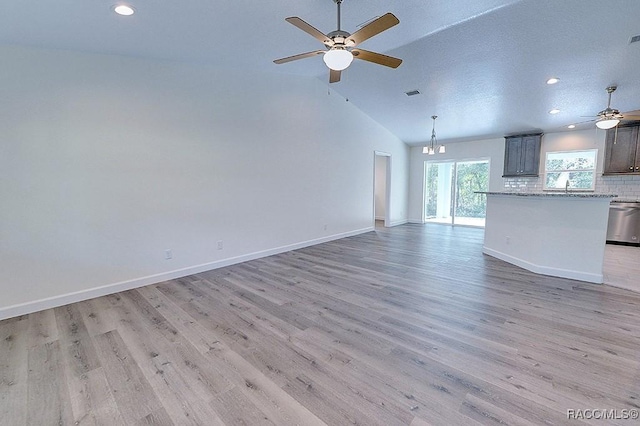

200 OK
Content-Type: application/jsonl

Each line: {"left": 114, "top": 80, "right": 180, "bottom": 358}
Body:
{"left": 604, "top": 243, "right": 640, "bottom": 293}
{"left": 2, "top": 223, "right": 640, "bottom": 425}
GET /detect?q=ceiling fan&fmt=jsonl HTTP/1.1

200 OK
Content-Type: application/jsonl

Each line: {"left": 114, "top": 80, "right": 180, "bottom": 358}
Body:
{"left": 273, "top": 0, "right": 402, "bottom": 83}
{"left": 590, "top": 86, "right": 640, "bottom": 129}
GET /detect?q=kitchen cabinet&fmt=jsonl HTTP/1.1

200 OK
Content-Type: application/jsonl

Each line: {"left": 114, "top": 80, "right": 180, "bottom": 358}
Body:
{"left": 503, "top": 133, "right": 542, "bottom": 177}
{"left": 604, "top": 124, "right": 640, "bottom": 174}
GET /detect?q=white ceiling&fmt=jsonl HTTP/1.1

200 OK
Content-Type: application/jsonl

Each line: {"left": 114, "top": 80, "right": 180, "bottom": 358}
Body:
{"left": 2, "top": 0, "right": 639, "bottom": 145}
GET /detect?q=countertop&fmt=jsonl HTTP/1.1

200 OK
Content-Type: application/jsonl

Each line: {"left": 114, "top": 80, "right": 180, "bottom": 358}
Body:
{"left": 612, "top": 199, "right": 640, "bottom": 203}
{"left": 475, "top": 191, "right": 617, "bottom": 198}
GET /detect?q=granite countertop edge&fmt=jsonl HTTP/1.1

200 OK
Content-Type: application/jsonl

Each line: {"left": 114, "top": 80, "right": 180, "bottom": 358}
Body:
{"left": 475, "top": 191, "right": 618, "bottom": 198}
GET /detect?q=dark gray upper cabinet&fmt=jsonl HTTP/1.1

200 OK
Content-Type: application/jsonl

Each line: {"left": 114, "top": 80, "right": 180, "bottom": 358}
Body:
{"left": 503, "top": 133, "right": 542, "bottom": 177}
{"left": 604, "top": 124, "right": 640, "bottom": 174}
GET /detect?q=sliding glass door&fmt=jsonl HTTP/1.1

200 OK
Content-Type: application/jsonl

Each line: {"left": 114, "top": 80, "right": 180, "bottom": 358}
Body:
{"left": 453, "top": 160, "right": 489, "bottom": 226}
{"left": 424, "top": 159, "right": 489, "bottom": 227}
{"left": 425, "top": 162, "right": 455, "bottom": 224}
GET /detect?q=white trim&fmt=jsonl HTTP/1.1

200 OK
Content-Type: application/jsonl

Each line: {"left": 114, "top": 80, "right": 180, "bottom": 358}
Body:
{"left": 420, "top": 160, "right": 427, "bottom": 224}
{"left": 373, "top": 151, "right": 392, "bottom": 227}
{"left": 388, "top": 219, "right": 408, "bottom": 227}
{"left": 0, "top": 227, "right": 374, "bottom": 321}
{"left": 384, "top": 156, "right": 392, "bottom": 228}
{"left": 482, "top": 247, "right": 603, "bottom": 284}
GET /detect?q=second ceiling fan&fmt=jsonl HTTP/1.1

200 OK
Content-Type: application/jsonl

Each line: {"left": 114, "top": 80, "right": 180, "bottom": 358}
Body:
{"left": 273, "top": 0, "right": 402, "bottom": 83}
{"left": 591, "top": 86, "right": 640, "bottom": 129}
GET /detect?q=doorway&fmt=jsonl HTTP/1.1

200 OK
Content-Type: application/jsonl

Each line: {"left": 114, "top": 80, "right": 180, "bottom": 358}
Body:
{"left": 374, "top": 152, "right": 391, "bottom": 227}
{"left": 424, "top": 159, "right": 489, "bottom": 227}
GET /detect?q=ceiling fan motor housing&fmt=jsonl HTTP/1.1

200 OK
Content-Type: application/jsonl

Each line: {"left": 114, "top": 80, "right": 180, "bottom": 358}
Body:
{"left": 327, "top": 30, "right": 355, "bottom": 48}
{"left": 599, "top": 86, "right": 622, "bottom": 118}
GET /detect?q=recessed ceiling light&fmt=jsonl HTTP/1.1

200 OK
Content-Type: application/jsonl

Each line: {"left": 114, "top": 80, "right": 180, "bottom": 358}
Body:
{"left": 568, "top": 124, "right": 576, "bottom": 129}
{"left": 549, "top": 108, "right": 561, "bottom": 114}
{"left": 546, "top": 77, "right": 560, "bottom": 85}
{"left": 114, "top": 4, "right": 135, "bottom": 16}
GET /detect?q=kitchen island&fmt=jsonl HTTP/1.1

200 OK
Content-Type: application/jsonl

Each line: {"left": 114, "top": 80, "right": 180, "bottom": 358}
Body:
{"left": 478, "top": 192, "right": 617, "bottom": 283}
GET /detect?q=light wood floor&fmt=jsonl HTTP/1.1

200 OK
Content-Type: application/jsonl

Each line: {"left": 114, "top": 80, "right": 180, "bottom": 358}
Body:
{"left": 2, "top": 224, "right": 640, "bottom": 425}
{"left": 604, "top": 243, "right": 640, "bottom": 293}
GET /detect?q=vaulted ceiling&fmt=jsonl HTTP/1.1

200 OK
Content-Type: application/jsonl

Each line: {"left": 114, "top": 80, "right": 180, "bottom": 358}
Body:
{"left": 2, "top": 0, "right": 639, "bottom": 145}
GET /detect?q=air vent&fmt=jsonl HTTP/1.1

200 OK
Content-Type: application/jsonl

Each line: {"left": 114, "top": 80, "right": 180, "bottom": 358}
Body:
{"left": 630, "top": 34, "right": 640, "bottom": 44}
{"left": 405, "top": 90, "right": 421, "bottom": 97}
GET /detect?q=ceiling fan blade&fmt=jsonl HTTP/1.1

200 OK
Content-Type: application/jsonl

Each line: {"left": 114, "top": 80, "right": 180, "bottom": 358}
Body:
{"left": 622, "top": 110, "right": 640, "bottom": 120}
{"left": 285, "top": 17, "right": 331, "bottom": 45}
{"left": 547, "top": 120, "right": 593, "bottom": 132}
{"left": 561, "top": 119, "right": 597, "bottom": 128}
{"left": 329, "top": 69, "right": 341, "bottom": 84}
{"left": 273, "top": 50, "right": 325, "bottom": 64}
{"left": 352, "top": 48, "right": 402, "bottom": 68}
{"left": 347, "top": 13, "right": 399, "bottom": 46}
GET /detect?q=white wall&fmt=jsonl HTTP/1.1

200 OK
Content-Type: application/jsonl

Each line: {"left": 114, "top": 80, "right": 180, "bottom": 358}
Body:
{"left": 0, "top": 45, "right": 410, "bottom": 318}
{"left": 408, "top": 137, "right": 504, "bottom": 222}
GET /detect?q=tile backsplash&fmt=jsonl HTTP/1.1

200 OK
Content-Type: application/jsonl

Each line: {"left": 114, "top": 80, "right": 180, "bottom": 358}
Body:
{"left": 596, "top": 175, "right": 640, "bottom": 200}
{"left": 503, "top": 174, "right": 640, "bottom": 200}
{"left": 503, "top": 176, "right": 542, "bottom": 193}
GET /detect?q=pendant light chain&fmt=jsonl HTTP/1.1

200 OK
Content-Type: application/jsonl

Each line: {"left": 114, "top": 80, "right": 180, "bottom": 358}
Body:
{"left": 430, "top": 115, "right": 438, "bottom": 150}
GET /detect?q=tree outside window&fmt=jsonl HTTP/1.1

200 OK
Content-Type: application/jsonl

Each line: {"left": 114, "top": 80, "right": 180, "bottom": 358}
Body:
{"left": 544, "top": 150, "right": 597, "bottom": 191}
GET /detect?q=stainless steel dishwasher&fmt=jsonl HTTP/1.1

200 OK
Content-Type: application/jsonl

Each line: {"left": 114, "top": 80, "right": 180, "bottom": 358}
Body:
{"left": 606, "top": 201, "right": 640, "bottom": 245}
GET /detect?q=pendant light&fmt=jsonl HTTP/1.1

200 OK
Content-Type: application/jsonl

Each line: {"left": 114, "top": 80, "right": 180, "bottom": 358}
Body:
{"left": 422, "top": 115, "right": 445, "bottom": 155}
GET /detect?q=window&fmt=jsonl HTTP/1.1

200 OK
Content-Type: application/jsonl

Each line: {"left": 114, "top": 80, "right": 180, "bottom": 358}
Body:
{"left": 544, "top": 149, "right": 597, "bottom": 191}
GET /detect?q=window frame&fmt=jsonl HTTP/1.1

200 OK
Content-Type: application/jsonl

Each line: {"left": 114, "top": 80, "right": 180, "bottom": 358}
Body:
{"left": 543, "top": 149, "right": 598, "bottom": 192}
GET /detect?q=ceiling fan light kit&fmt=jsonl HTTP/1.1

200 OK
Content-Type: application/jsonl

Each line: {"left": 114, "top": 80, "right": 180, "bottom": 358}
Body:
{"left": 595, "top": 118, "right": 621, "bottom": 130}
{"left": 273, "top": 0, "right": 402, "bottom": 83}
{"left": 323, "top": 47, "right": 353, "bottom": 71}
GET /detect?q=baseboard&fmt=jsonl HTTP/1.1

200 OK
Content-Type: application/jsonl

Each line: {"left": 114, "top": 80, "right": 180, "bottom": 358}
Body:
{"left": 388, "top": 219, "right": 408, "bottom": 227}
{"left": 375, "top": 216, "right": 385, "bottom": 221}
{"left": 0, "top": 226, "right": 374, "bottom": 321}
{"left": 482, "top": 247, "right": 603, "bottom": 284}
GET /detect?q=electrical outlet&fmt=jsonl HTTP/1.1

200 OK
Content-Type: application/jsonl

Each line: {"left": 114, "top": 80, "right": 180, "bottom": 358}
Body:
{"left": 217, "top": 240, "right": 223, "bottom": 250}
{"left": 505, "top": 236, "right": 511, "bottom": 245}
{"left": 165, "top": 249, "right": 173, "bottom": 259}
{"left": 323, "top": 224, "right": 328, "bottom": 231}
